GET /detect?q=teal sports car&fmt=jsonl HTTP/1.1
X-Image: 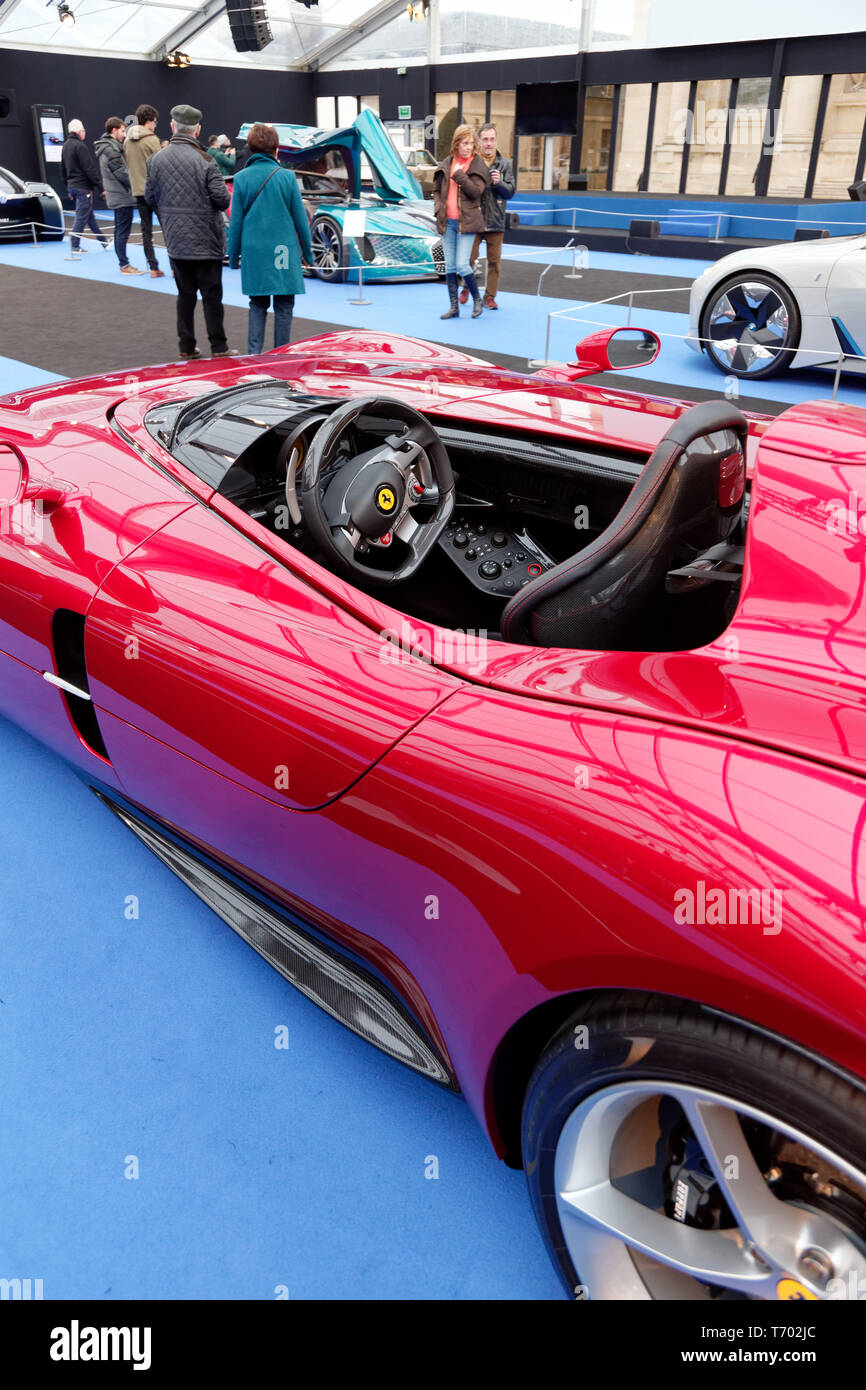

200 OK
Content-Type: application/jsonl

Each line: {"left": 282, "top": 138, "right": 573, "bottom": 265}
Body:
{"left": 237, "top": 110, "right": 444, "bottom": 284}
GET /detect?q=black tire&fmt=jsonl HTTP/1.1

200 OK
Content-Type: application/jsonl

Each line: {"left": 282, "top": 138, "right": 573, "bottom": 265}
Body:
{"left": 699, "top": 272, "right": 800, "bottom": 380}
{"left": 521, "top": 992, "right": 866, "bottom": 1299}
{"left": 310, "top": 214, "right": 348, "bottom": 284}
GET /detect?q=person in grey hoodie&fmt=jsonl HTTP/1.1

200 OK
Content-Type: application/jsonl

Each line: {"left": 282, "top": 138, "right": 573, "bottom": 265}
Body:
{"left": 95, "top": 118, "right": 140, "bottom": 274}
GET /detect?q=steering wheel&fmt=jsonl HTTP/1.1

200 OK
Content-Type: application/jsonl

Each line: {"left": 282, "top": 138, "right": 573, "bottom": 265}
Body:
{"left": 300, "top": 396, "right": 454, "bottom": 585}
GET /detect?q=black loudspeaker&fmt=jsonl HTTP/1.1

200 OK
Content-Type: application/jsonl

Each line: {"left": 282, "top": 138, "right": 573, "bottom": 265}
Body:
{"left": 629, "top": 219, "right": 660, "bottom": 238}
{"left": 794, "top": 228, "right": 829, "bottom": 240}
{"left": 226, "top": 0, "right": 272, "bottom": 51}
{"left": 0, "top": 89, "right": 17, "bottom": 124}
{"left": 848, "top": 180, "right": 866, "bottom": 201}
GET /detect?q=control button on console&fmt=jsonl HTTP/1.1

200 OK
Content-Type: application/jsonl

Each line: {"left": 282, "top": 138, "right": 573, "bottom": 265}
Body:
{"left": 478, "top": 560, "right": 502, "bottom": 580}
{"left": 453, "top": 531, "right": 469, "bottom": 549}
{"left": 527, "top": 563, "right": 543, "bottom": 577}
{"left": 466, "top": 548, "right": 477, "bottom": 561}
{"left": 492, "top": 531, "right": 508, "bottom": 548}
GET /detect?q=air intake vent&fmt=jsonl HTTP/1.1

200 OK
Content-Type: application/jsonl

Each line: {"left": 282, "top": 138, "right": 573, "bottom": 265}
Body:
{"left": 94, "top": 793, "right": 456, "bottom": 1089}
{"left": 50, "top": 609, "right": 110, "bottom": 760}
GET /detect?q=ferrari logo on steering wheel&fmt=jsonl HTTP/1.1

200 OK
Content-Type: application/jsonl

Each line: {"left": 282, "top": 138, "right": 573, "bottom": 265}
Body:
{"left": 376, "top": 485, "right": 397, "bottom": 514}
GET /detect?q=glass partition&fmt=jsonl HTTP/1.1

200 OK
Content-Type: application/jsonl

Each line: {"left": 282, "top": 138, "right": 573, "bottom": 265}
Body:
{"left": 724, "top": 76, "right": 771, "bottom": 195}
{"left": 462, "top": 91, "right": 487, "bottom": 137}
{"left": 648, "top": 81, "right": 691, "bottom": 192}
{"left": 684, "top": 79, "right": 732, "bottom": 194}
{"left": 612, "top": 84, "right": 652, "bottom": 191}
{"left": 489, "top": 91, "right": 516, "bottom": 159}
{"left": 813, "top": 74, "right": 866, "bottom": 198}
{"left": 435, "top": 92, "right": 459, "bottom": 158}
{"left": 580, "top": 85, "right": 616, "bottom": 190}
{"left": 767, "top": 75, "right": 822, "bottom": 196}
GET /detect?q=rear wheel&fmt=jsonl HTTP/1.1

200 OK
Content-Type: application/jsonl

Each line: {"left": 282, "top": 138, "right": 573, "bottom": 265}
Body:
{"left": 699, "top": 274, "right": 800, "bottom": 379}
{"left": 521, "top": 994, "right": 866, "bottom": 1300}
{"left": 310, "top": 215, "right": 348, "bottom": 284}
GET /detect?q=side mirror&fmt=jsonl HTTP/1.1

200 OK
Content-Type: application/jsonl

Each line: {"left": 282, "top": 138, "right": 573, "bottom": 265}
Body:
{"left": 569, "top": 327, "right": 660, "bottom": 377}
{"left": 0, "top": 443, "right": 23, "bottom": 507}
{"left": 0, "top": 442, "right": 75, "bottom": 511}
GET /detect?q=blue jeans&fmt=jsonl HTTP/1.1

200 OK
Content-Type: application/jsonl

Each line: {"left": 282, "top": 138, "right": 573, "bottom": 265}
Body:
{"left": 248, "top": 295, "right": 295, "bottom": 353}
{"left": 113, "top": 205, "right": 133, "bottom": 267}
{"left": 70, "top": 189, "right": 107, "bottom": 252}
{"left": 443, "top": 219, "right": 474, "bottom": 276}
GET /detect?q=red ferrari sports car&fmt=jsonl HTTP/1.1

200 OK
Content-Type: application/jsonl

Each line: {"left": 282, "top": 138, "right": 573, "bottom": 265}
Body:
{"left": 2, "top": 325, "right": 866, "bottom": 1302}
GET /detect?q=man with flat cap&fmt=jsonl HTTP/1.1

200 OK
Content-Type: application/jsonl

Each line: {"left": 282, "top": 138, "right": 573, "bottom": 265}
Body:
{"left": 144, "top": 104, "right": 233, "bottom": 358}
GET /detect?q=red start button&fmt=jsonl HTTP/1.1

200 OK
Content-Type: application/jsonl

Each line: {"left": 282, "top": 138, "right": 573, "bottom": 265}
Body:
{"left": 527, "top": 563, "right": 543, "bottom": 577}
{"left": 380, "top": 532, "right": 392, "bottom": 546}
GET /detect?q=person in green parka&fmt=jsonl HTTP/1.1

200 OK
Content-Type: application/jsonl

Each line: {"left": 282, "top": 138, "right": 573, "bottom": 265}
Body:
{"left": 227, "top": 123, "right": 313, "bottom": 354}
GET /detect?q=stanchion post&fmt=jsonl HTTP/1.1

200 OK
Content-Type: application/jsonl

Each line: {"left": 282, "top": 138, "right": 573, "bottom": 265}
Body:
{"left": 627, "top": 290, "right": 633, "bottom": 326}
{"left": 347, "top": 261, "right": 371, "bottom": 307}
{"left": 528, "top": 311, "right": 555, "bottom": 369}
{"left": 833, "top": 352, "right": 844, "bottom": 401}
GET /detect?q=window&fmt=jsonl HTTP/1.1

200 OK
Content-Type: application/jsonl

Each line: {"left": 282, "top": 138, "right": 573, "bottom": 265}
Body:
{"left": 648, "top": 81, "right": 691, "bottom": 193}
{"left": 724, "top": 77, "right": 771, "bottom": 196}
{"left": 435, "top": 91, "right": 458, "bottom": 159}
{"left": 360, "top": 95, "right": 380, "bottom": 115}
{"left": 685, "top": 79, "right": 733, "bottom": 194}
{"left": 580, "top": 84, "right": 616, "bottom": 190}
{"left": 489, "top": 90, "right": 515, "bottom": 159}
{"left": 813, "top": 74, "right": 866, "bottom": 198}
{"left": 613, "top": 84, "right": 652, "bottom": 191}
{"left": 337, "top": 96, "right": 359, "bottom": 127}
{"left": 461, "top": 90, "right": 486, "bottom": 136}
{"left": 768, "top": 76, "right": 823, "bottom": 196}
{"left": 316, "top": 97, "right": 336, "bottom": 130}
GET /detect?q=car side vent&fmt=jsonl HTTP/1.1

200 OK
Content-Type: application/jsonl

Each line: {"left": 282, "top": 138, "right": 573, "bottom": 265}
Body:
{"left": 94, "top": 792, "right": 457, "bottom": 1090}
{"left": 50, "top": 609, "right": 110, "bottom": 761}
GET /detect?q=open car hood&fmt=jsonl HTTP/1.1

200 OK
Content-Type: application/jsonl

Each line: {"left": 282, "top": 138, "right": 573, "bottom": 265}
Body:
{"left": 353, "top": 108, "right": 423, "bottom": 202}
{"left": 238, "top": 111, "right": 423, "bottom": 204}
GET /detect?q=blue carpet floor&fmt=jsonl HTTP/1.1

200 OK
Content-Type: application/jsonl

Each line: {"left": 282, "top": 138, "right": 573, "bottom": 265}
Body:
{"left": 0, "top": 715, "right": 562, "bottom": 1300}
{"left": 2, "top": 236, "right": 864, "bottom": 410}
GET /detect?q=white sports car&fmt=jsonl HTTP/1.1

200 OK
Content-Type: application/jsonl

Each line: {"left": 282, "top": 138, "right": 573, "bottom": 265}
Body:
{"left": 686, "top": 233, "right": 866, "bottom": 379}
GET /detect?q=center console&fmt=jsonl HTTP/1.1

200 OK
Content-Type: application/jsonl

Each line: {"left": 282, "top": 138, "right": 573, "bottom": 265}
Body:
{"left": 439, "top": 509, "right": 557, "bottom": 598}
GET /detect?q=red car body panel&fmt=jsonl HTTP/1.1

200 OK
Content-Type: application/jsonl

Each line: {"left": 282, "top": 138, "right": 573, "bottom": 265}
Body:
{"left": 1, "top": 330, "right": 865, "bottom": 1162}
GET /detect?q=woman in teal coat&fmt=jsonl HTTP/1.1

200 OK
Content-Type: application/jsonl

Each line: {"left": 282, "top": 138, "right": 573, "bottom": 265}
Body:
{"left": 227, "top": 123, "right": 314, "bottom": 354}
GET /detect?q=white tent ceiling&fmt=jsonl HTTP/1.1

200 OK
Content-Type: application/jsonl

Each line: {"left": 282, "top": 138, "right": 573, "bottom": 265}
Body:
{"left": 0, "top": 0, "right": 638, "bottom": 70}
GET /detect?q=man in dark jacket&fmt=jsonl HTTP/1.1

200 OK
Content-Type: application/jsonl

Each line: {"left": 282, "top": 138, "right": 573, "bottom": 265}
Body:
{"left": 94, "top": 118, "right": 140, "bottom": 274}
{"left": 144, "top": 104, "right": 233, "bottom": 359}
{"left": 61, "top": 119, "right": 109, "bottom": 257}
{"left": 458, "top": 122, "right": 515, "bottom": 311}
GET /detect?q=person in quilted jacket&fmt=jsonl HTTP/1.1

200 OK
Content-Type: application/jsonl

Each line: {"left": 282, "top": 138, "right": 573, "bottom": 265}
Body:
{"left": 144, "top": 104, "right": 232, "bottom": 359}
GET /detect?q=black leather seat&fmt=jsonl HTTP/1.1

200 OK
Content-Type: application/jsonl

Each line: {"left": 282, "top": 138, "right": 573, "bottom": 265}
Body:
{"left": 500, "top": 400, "right": 748, "bottom": 650}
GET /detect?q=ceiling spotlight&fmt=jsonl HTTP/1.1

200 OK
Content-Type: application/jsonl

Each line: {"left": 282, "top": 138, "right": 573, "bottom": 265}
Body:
{"left": 405, "top": 0, "right": 427, "bottom": 18}
{"left": 57, "top": 2, "right": 75, "bottom": 25}
{"left": 166, "top": 50, "right": 191, "bottom": 67}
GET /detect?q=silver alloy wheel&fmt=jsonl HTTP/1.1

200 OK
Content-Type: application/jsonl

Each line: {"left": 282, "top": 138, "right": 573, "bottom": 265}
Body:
{"left": 554, "top": 1080, "right": 866, "bottom": 1300}
{"left": 706, "top": 279, "right": 792, "bottom": 375}
{"left": 311, "top": 218, "right": 343, "bottom": 279}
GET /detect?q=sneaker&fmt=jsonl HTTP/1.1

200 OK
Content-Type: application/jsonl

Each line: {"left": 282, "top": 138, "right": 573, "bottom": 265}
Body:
{"left": 149, "top": 268, "right": 165, "bottom": 278}
{"left": 211, "top": 348, "right": 238, "bottom": 357}
{"left": 101, "top": 241, "right": 110, "bottom": 251}
{"left": 458, "top": 286, "right": 469, "bottom": 305}
{"left": 121, "top": 265, "right": 143, "bottom": 275}
{"left": 178, "top": 348, "right": 201, "bottom": 360}
{"left": 484, "top": 295, "right": 498, "bottom": 310}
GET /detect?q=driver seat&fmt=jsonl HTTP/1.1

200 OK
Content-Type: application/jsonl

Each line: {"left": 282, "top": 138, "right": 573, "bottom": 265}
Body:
{"left": 500, "top": 401, "right": 748, "bottom": 650}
